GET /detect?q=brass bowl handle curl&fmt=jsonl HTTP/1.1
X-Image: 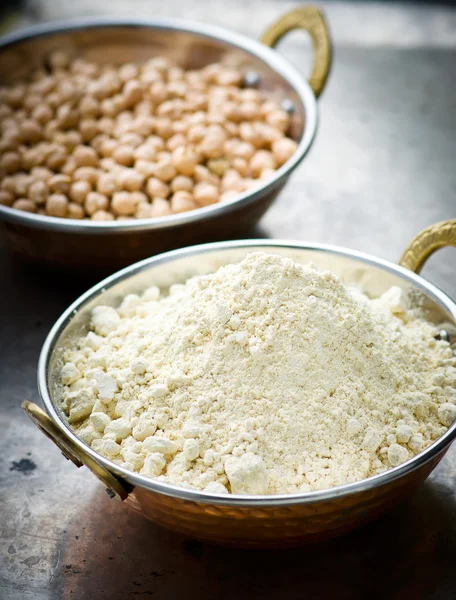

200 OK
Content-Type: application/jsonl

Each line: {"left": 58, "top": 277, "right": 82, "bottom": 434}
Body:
{"left": 22, "top": 401, "right": 129, "bottom": 500}
{"left": 399, "top": 220, "right": 456, "bottom": 274}
{"left": 261, "top": 5, "right": 332, "bottom": 98}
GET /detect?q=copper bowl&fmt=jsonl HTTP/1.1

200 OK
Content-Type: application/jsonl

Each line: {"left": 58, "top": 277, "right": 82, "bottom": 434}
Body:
{"left": 0, "top": 7, "right": 331, "bottom": 274}
{"left": 23, "top": 219, "right": 456, "bottom": 547}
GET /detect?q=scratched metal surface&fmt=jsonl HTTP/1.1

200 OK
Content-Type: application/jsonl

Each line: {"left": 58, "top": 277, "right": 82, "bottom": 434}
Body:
{"left": 1, "top": 2, "right": 456, "bottom": 599}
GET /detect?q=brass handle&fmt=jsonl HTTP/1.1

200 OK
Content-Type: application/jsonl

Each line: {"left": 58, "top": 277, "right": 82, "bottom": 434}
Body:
{"left": 399, "top": 220, "right": 456, "bottom": 274}
{"left": 22, "top": 401, "right": 129, "bottom": 500}
{"left": 261, "top": 5, "right": 332, "bottom": 98}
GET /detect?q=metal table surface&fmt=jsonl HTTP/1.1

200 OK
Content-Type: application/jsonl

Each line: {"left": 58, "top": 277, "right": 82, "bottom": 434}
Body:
{"left": 1, "top": 2, "right": 456, "bottom": 598}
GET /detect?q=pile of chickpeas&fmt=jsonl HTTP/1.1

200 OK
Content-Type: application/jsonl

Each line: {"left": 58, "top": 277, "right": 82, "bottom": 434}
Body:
{"left": 0, "top": 50, "right": 298, "bottom": 220}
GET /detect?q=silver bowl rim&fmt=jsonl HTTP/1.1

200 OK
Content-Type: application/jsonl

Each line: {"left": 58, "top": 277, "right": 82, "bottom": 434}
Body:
{"left": 38, "top": 239, "right": 456, "bottom": 506}
{"left": 0, "top": 16, "right": 317, "bottom": 234}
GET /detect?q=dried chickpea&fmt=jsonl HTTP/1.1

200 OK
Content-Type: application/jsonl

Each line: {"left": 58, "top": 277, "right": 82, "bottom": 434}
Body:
{"left": 97, "top": 117, "right": 115, "bottom": 135}
{"left": 239, "top": 122, "right": 264, "bottom": 147}
{"left": 13, "top": 198, "right": 36, "bottom": 212}
{"left": 230, "top": 156, "right": 249, "bottom": 177}
{"left": 0, "top": 104, "right": 13, "bottom": 120}
{"left": 119, "top": 132, "right": 143, "bottom": 148}
{"left": 111, "top": 191, "right": 138, "bottom": 216}
{"left": 0, "top": 190, "right": 14, "bottom": 206}
{"left": 112, "top": 145, "right": 135, "bottom": 166}
{"left": 56, "top": 105, "right": 79, "bottom": 129}
{"left": 122, "top": 80, "right": 143, "bottom": 108}
{"left": 69, "top": 180, "right": 91, "bottom": 204}
{"left": 131, "top": 115, "right": 155, "bottom": 135}
{"left": 171, "top": 191, "right": 196, "bottom": 213}
{"left": 97, "top": 138, "right": 117, "bottom": 158}
{"left": 134, "top": 160, "right": 155, "bottom": 178}
{"left": 194, "top": 164, "right": 219, "bottom": 186}
{"left": 265, "top": 109, "right": 290, "bottom": 133}
{"left": 67, "top": 202, "right": 84, "bottom": 219}
{"left": 31, "top": 166, "right": 53, "bottom": 182}
{"left": 167, "top": 133, "right": 187, "bottom": 152}
{"left": 221, "top": 169, "right": 244, "bottom": 193}
{"left": 171, "top": 146, "right": 198, "bottom": 176}
{"left": 170, "top": 175, "right": 193, "bottom": 193}
{"left": 73, "top": 166, "right": 99, "bottom": 185}
{"left": 207, "top": 158, "right": 229, "bottom": 177}
{"left": 48, "top": 50, "right": 70, "bottom": 70}
{"left": 79, "top": 119, "right": 99, "bottom": 142}
{"left": 97, "top": 173, "right": 117, "bottom": 196}
{"left": 249, "top": 150, "right": 275, "bottom": 177}
{"left": 6, "top": 85, "right": 25, "bottom": 108}
{"left": 85, "top": 191, "right": 109, "bottom": 215}
{"left": 187, "top": 124, "right": 206, "bottom": 144}
{"left": 272, "top": 137, "right": 297, "bottom": 166}
{"left": 61, "top": 158, "right": 77, "bottom": 176}
{"left": 193, "top": 182, "right": 219, "bottom": 207}
{"left": 48, "top": 174, "right": 71, "bottom": 194}
{"left": 90, "top": 209, "right": 113, "bottom": 221}
{"left": 260, "top": 167, "right": 276, "bottom": 181}
{"left": 199, "top": 132, "right": 226, "bottom": 159}
{"left": 146, "top": 177, "right": 170, "bottom": 199}
{"left": 149, "top": 197, "right": 171, "bottom": 217}
{"left": 46, "top": 193, "right": 68, "bottom": 217}
{"left": 134, "top": 143, "right": 159, "bottom": 162}
{"left": 64, "top": 130, "right": 83, "bottom": 150}
{"left": 19, "top": 119, "right": 42, "bottom": 143}
{"left": 79, "top": 95, "right": 100, "bottom": 118}
{"left": 153, "top": 156, "right": 176, "bottom": 182}
{"left": 0, "top": 151, "right": 21, "bottom": 173}
{"left": 148, "top": 82, "right": 168, "bottom": 104}
{"left": 117, "top": 168, "right": 144, "bottom": 192}
{"left": 28, "top": 179, "right": 48, "bottom": 204}
{"left": 13, "top": 173, "right": 33, "bottom": 197}
{"left": 154, "top": 117, "right": 173, "bottom": 139}
{"left": 119, "top": 63, "right": 139, "bottom": 82}
{"left": 46, "top": 146, "right": 68, "bottom": 170}
{"left": 30, "top": 105, "right": 53, "bottom": 127}
{"left": 73, "top": 145, "right": 98, "bottom": 167}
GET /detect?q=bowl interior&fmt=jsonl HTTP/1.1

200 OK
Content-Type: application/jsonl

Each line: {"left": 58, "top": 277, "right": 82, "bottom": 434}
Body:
{"left": 0, "top": 21, "right": 306, "bottom": 143}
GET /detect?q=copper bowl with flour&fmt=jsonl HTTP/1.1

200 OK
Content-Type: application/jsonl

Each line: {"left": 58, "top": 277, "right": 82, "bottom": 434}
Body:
{"left": 0, "top": 7, "right": 331, "bottom": 273}
{"left": 23, "top": 219, "right": 456, "bottom": 547}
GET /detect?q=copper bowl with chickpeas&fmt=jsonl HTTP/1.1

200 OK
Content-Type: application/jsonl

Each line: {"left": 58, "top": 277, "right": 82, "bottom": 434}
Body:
{"left": 0, "top": 8, "right": 331, "bottom": 273}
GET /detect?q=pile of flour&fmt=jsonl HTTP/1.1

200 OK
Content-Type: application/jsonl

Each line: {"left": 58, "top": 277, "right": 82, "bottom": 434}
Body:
{"left": 60, "top": 252, "right": 456, "bottom": 494}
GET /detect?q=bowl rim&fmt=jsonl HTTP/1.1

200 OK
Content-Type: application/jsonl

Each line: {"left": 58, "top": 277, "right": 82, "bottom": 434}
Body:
{"left": 0, "top": 16, "right": 317, "bottom": 234}
{"left": 38, "top": 239, "right": 456, "bottom": 506}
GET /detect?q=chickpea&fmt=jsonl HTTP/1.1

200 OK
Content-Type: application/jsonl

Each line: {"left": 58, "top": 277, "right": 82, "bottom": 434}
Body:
{"left": 153, "top": 155, "right": 176, "bottom": 182}
{"left": 146, "top": 177, "right": 170, "bottom": 199}
{"left": 249, "top": 150, "right": 275, "bottom": 177}
{"left": 170, "top": 175, "right": 193, "bottom": 193}
{"left": 148, "top": 82, "right": 168, "bottom": 104}
{"left": 230, "top": 156, "right": 249, "bottom": 177}
{"left": 67, "top": 202, "right": 85, "bottom": 219}
{"left": 144, "top": 57, "right": 171, "bottom": 72}
{"left": 100, "top": 158, "right": 122, "bottom": 173}
{"left": 61, "top": 158, "right": 77, "bottom": 176}
{"left": 23, "top": 94, "right": 43, "bottom": 112}
{"left": 73, "top": 166, "right": 99, "bottom": 185}
{"left": 73, "top": 144, "right": 98, "bottom": 167}
{"left": 239, "top": 102, "right": 260, "bottom": 121}
{"left": 6, "top": 85, "right": 25, "bottom": 108}
{"left": 13, "top": 174, "right": 33, "bottom": 197}
{"left": 45, "top": 92, "right": 61, "bottom": 109}
{"left": 63, "top": 130, "right": 83, "bottom": 150}
{"left": 0, "top": 190, "right": 14, "bottom": 206}
{"left": 43, "top": 119, "right": 59, "bottom": 140}
{"left": 259, "top": 123, "right": 283, "bottom": 145}
{"left": 0, "top": 151, "right": 21, "bottom": 173}
{"left": 134, "top": 160, "right": 155, "bottom": 178}
{"left": 194, "top": 164, "right": 219, "bottom": 186}
{"left": 207, "top": 158, "right": 229, "bottom": 177}
{"left": 100, "top": 97, "right": 120, "bottom": 118}
{"left": 19, "top": 119, "right": 42, "bottom": 143}
{"left": 132, "top": 115, "right": 155, "bottom": 136}
{"left": 46, "top": 193, "right": 68, "bottom": 217}
{"left": 79, "top": 95, "right": 100, "bottom": 118}
{"left": 112, "top": 145, "right": 135, "bottom": 166}
{"left": 97, "top": 173, "right": 117, "bottom": 196}
{"left": 48, "top": 174, "right": 71, "bottom": 194}
{"left": 69, "top": 180, "right": 91, "bottom": 204}
{"left": 97, "top": 117, "right": 115, "bottom": 135}
{"left": 79, "top": 119, "right": 99, "bottom": 142}
{"left": 31, "top": 166, "right": 53, "bottom": 182}
{"left": 117, "top": 168, "right": 144, "bottom": 192}
{"left": 98, "top": 138, "right": 117, "bottom": 158}
{"left": 111, "top": 191, "right": 138, "bottom": 216}
{"left": 122, "top": 80, "right": 143, "bottom": 108}
{"left": 28, "top": 179, "right": 48, "bottom": 204}
{"left": 56, "top": 105, "right": 79, "bottom": 129}
{"left": 272, "top": 138, "right": 297, "bottom": 166}
{"left": 239, "top": 88, "right": 261, "bottom": 103}
{"left": 140, "top": 69, "right": 163, "bottom": 85}
{"left": 167, "top": 133, "right": 187, "bottom": 152}
{"left": 260, "top": 167, "right": 276, "bottom": 181}
{"left": 171, "top": 146, "right": 198, "bottom": 176}
{"left": 119, "top": 132, "right": 143, "bottom": 148}
{"left": 260, "top": 100, "right": 280, "bottom": 116}
{"left": 150, "top": 197, "right": 171, "bottom": 217}
{"left": 119, "top": 63, "right": 139, "bottom": 82}
{"left": 187, "top": 124, "right": 206, "bottom": 144}
{"left": 31, "top": 77, "right": 55, "bottom": 96}
{"left": 186, "top": 111, "right": 207, "bottom": 126}
{"left": 13, "top": 198, "right": 36, "bottom": 212}
{"left": 84, "top": 191, "right": 109, "bottom": 215}
{"left": 239, "top": 122, "right": 264, "bottom": 147}
{"left": 91, "top": 209, "right": 114, "bottom": 221}
{"left": 134, "top": 143, "right": 157, "bottom": 161}
{"left": 221, "top": 169, "right": 244, "bottom": 193}
{"left": 220, "top": 190, "right": 239, "bottom": 202}
{"left": 48, "top": 50, "right": 70, "bottom": 70}
{"left": 154, "top": 117, "right": 173, "bottom": 139}
{"left": 265, "top": 109, "right": 290, "bottom": 133}
{"left": 171, "top": 190, "right": 197, "bottom": 213}
{"left": 193, "top": 182, "right": 219, "bottom": 207}
{"left": 0, "top": 104, "right": 12, "bottom": 120}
